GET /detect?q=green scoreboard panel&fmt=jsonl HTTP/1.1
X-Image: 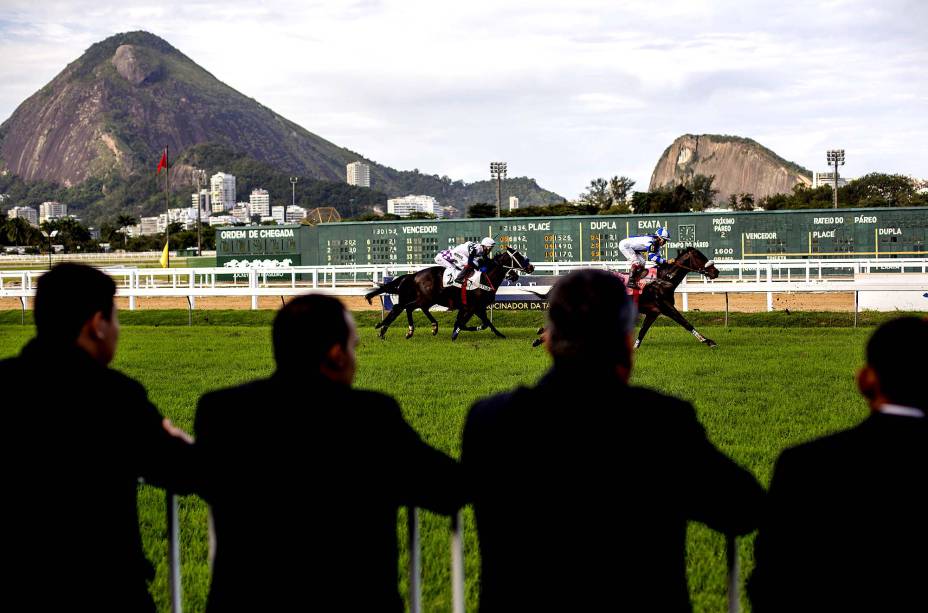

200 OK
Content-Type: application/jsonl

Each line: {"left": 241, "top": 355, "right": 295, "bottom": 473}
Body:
{"left": 216, "top": 225, "right": 304, "bottom": 272}
{"left": 217, "top": 207, "right": 927, "bottom": 265}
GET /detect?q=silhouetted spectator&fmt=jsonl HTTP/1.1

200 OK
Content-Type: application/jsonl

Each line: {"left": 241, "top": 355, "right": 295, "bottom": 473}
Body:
{"left": 0, "top": 263, "right": 198, "bottom": 612}
{"left": 750, "top": 316, "right": 928, "bottom": 612}
{"left": 462, "top": 269, "right": 764, "bottom": 612}
{"left": 195, "top": 294, "right": 463, "bottom": 611}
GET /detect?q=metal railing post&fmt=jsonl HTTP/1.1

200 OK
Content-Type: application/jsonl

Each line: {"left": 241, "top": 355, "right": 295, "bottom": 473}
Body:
{"left": 727, "top": 535, "right": 740, "bottom": 613}
{"left": 167, "top": 493, "right": 183, "bottom": 613}
{"left": 408, "top": 507, "right": 421, "bottom": 613}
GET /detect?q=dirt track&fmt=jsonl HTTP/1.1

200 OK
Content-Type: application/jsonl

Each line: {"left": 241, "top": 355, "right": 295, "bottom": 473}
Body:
{"left": 1, "top": 293, "right": 857, "bottom": 313}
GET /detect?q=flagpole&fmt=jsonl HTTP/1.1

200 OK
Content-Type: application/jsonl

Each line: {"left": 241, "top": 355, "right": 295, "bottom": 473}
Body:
{"left": 165, "top": 145, "right": 170, "bottom": 268}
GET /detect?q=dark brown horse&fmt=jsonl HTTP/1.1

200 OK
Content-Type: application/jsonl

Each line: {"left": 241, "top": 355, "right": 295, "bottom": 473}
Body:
{"left": 365, "top": 247, "right": 534, "bottom": 340}
{"left": 532, "top": 247, "right": 720, "bottom": 348}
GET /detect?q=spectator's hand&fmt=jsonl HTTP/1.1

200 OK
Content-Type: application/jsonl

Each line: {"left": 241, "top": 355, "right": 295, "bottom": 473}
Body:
{"left": 162, "top": 418, "right": 194, "bottom": 444}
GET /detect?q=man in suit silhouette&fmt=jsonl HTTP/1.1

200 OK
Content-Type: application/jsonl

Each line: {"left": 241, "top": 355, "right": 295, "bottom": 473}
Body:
{"left": 750, "top": 316, "right": 928, "bottom": 612}
{"left": 0, "top": 263, "right": 197, "bottom": 612}
{"left": 462, "top": 269, "right": 764, "bottom": 612}
{"left": 195, "top": 294, "right": 463, "bottom": 611}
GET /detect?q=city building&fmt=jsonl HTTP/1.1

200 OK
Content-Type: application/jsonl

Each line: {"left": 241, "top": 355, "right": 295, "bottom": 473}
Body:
{"left": 249, "top": 189, "right": 271, "bottom": 217}
{"left": 140, "top": 216, "right": 160, "bottom": 236}
{"left": 39, "top": 201, "right": 68, "bottom": 224}
{"left": 210, "top": 172, "right": 237, "bottom": 212}
{"left": 8, "top": 206, "right": 38, "bottom": 226}
{"left": 346, "top": 161, "right": 371, "bottom": 187}
{"left": 271, "top": 205, "right": 307, "bottom": 224}
{"left": 192, "top": 189, "right": 211, "bottom": 217}
{"left": 812, "top": 172, "right": 849, "bottom": 190}
{"left": 509, "top": 196, "right": 520, "bottom": 211}
{"left": 387, "top": 194, "right": 442, "bottom": 218}
{"left": 231, "top": 203, "right": 251, "bottom": 223}
{"left": 208, "top": 215, "right": 236, "bottom": 227}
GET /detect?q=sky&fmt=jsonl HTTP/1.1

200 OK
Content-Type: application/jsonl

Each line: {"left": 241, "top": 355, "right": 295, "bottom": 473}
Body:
{"left": 0, "top": 0, "right": 926, "bottom": 198}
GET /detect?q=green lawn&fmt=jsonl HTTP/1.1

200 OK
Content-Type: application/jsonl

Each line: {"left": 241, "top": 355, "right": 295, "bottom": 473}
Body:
{"left": 0, "top": 311, "right": 877, "bottom": 612}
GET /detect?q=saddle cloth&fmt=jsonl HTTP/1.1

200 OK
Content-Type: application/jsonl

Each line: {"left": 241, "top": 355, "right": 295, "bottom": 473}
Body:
{"left": 614, "top": 268, "right": 658, "bottom": 293}
{"left": 442, "top": 268, "right": 490, "bottom": 291}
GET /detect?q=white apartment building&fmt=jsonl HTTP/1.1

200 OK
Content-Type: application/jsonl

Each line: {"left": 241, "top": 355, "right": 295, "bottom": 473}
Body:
{"left": 346, "top": 161, "right": 371, "bottom": 187}
{"left": 249, "top": 189, "right": 270, "bottom": 217}
{"left": 231, "top": 203, "right": 251, "bottom": 223}
{"left": 208, "top": 215, "right": 236, "bottom": 227}
{"left": 191, "top": 189, "right": 211, "bottom": 217}
{"left": 39, "top": 201, "right": 68, "bottom": 224}
{"left": 387, "top": 194, "right": 442, "bottom": 218}
{"left": 8, "top": 206, "right": 38, "bottom": 226}
{"left": 140, "top": 216, "right": 160, "bottom": 235}
{"left": 210, "top": 172, "right": 237, "bottom": 212}
{"left": 271, "top": 205, "right": 307, "bottom": 224}
{"left": 812, "top": 172, "right": 849, "bottom": 189}
{"left": 509, "top": 196, "right": 520, "bottom": 211}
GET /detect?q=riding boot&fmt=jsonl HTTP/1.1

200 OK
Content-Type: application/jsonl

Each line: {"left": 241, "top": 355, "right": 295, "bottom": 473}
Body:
{"left": 455, "top": 266, "right": 473, "bottom": 285}
{"left": 627, "top": 265, "right": 643, "bottom": 288}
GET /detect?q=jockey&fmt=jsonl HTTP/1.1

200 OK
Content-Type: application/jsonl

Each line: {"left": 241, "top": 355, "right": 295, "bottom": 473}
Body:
{"left": 434, "top": 237, "right": 495, "bottom": 284}
{"left": 618, "top": 227, "right": 670, "bottom": 288}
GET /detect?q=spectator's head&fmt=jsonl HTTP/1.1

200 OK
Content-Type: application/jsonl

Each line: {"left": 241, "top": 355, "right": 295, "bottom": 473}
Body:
{"left": 34, "top": 263, "right": 119, "bottom": 365}
{"left": 273, "top": 294, "right": 358, "bottom": 384}
{"left": 544, "top": 269, "right": 636, "bottom": 378}
{"left": 857, "top": 317, "right": 928, "bottom": 412}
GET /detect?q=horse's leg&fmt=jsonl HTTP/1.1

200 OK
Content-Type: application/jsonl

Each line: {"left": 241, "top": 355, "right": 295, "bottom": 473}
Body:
{"left": 376, "top": 302, "right": 409, "bottom": 339}
{"left": 659, "top": 302, "right": 717, "bottom": 348}
{"left": 476, "top": 307, "right": 505, "bottom": 338}
{"left": 451, "top": 308, "right": 471, "bottom": 341}
{"left": 405, "top": 307, "right": 416, "bottom": 339}
{"left": 421, "top": 307, "right": 439, "bottom": 335}
{"left": 634, "top": 311, "right": 659, "bottom": 349}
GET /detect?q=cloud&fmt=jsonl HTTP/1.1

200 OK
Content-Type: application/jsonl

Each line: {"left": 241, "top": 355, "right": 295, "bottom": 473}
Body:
{"left": 0, "top": 0, "right": 925, "bottom": 197}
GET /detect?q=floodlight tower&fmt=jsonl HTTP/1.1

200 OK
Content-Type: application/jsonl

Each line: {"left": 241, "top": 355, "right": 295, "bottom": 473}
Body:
{"left": 289, "top": 176, "right": 299, "bottom": 224}
{"left": 490, "top": 162, "right": 507, "bottom": 218}
{"left": 826, "top": 149, "right": 845, "bottom": 209}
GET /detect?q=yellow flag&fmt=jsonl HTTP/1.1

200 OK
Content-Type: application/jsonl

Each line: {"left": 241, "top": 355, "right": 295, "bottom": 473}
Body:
{"left": 159, "top": 241, "right": 170, "bottom": 268}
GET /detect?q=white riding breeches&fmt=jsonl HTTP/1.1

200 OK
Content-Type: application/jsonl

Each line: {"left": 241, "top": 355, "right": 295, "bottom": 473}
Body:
{"left": 619, "top": 245, "right": 646, "bottom": 266}
{"left": 435, "top": 251, "right": 462, "bottom": 270}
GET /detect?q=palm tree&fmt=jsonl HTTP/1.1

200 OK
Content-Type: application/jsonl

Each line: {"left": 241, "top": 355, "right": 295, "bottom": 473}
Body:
{"left": 115, "top": 214, "right": 138, "bottom": 247}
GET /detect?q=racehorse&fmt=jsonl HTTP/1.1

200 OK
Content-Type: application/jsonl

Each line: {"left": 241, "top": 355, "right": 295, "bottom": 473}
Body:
{"left": 364, "top": 247, "right": 535, "bottom": 340}
{"left": 532, "top": 247, "right": 720, "bottom": 349}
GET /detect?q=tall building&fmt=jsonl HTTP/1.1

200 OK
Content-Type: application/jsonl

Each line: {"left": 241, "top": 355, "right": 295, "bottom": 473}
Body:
{"left": 140, "top": 217, "right": 160, "bottom": 236}
{"left": 387, "top": 194, "right": 442, "bottom": 218}
{"left": 231, "top": 203, "right": 251, "bottom": 223}
{"left": 39, "top": 201, "right": 68, "bottom": 224}
{"left": 346, "top": 161, "right": 371, "bottom": 187}
{"left": 8, "top": 206, "right": 38, "bottom": 226}
{"left": 210, "top": 172, "right": 237, "bottom": 212}
{"left": 249, "top": 189, "right": 270, "bottom": 217}
{"left": 509, "top": 196, "right": 520, "bottom": 211}
{"left": 192, "top": 189, "right": 211, "bottom": 217}
{"left": 271, "top": 205, "right": 307, "bottom": 224}
{"left": 812, "top": 172, "right": 849, "bottom": 190}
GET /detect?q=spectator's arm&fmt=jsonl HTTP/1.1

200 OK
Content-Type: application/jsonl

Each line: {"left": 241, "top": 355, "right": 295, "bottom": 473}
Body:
{"left": 388, "top": 397, "right": 465, "bottom": 515}
{"left": 678, "top": 404, "right": 765, "bottom": 535}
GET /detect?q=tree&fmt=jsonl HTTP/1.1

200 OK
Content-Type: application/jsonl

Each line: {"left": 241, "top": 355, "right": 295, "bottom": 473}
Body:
{"left": 608, "top": 176, "right": 636, "bottom": 206}
{"left": 842, "top": 173, "right": 917, "bottom": 207}
{"left": 3, "top": 217, "right": 41, "bottom": 246}
{"left": 579, "top": 178, "right": 611, "bottom": 209}
{"left": 115, "top": 214, "right": 138, "bottom": 247}
{"left": 728, "top": 194, "right": 738, "bottom": 209}
{"left": 467, "top": 203, "right": 497, "bottom": 218}
{"left": 688, "top": 174, "right": 719, "bottom": 211}
{"left": 736, "top": 193, "right": 755, "bottom": 211}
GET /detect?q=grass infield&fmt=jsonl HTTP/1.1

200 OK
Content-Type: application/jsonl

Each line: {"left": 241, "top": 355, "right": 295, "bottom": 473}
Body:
{"left": 0, "top": 310, "right": 894, "bottom": 612}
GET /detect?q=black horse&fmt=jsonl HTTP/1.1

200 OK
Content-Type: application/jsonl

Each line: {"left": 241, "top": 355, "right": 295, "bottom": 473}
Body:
{"left": 365, "top": 247, "right": 534, "bottom": 340}
{"left": 532, "top": 247, "right": 720, "bottom": 349}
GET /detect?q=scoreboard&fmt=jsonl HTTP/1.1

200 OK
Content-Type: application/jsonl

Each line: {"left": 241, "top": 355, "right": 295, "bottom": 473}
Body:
{"left": 217, "top": 207, "right": 927, "bottom": 266}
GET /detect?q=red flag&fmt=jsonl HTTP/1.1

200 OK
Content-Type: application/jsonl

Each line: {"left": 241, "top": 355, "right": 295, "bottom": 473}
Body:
{"left": 156, "top": 149, "right": 167, "bottom": 174}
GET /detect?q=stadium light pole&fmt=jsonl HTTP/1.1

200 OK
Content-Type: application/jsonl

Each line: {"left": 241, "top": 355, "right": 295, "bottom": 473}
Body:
{"left": 490, "top": 162, "right": 507, "bottom": 218}
{"left": 192, "top": 168, "right": 206, "bottom": 255}
{"left": 826, "top": 149, "right": 845, "bottom": 209}
{"left": 289, "top": 177, "right": 298, "bottom": 224}
{"left": 40, "top": 229, "right": 59, "bottom": 269}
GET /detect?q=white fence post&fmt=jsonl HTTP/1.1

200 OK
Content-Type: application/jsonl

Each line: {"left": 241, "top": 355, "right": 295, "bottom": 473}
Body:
{"left": 408, "top": 508, "right": 421, "bottom": 613}
{"left": 451, "top": 511, "right": 465, "bottom": 613}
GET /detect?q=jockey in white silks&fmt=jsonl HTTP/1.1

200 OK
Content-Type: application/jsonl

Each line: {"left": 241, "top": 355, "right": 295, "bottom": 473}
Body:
{"left": 618, "top": 227, "right": 670, "bottom": 288}
{"left": 434, "top": 237, "right": 495, "bottom": 284}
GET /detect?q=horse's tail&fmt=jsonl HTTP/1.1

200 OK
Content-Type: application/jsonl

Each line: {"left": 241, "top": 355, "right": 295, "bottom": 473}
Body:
{"left": 365, "top": 275, "right": 408, "bottom": 305}
{"left": 524, "top": 289, "right": 551, "bottom": 300}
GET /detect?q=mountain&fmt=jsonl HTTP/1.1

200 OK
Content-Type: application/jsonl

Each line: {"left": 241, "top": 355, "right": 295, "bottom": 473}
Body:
{"left": 649, "top": 134, "right": 813, "bottom": 204}
{"left": 0, "top": 31, "right": 562, "bottom": 221}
